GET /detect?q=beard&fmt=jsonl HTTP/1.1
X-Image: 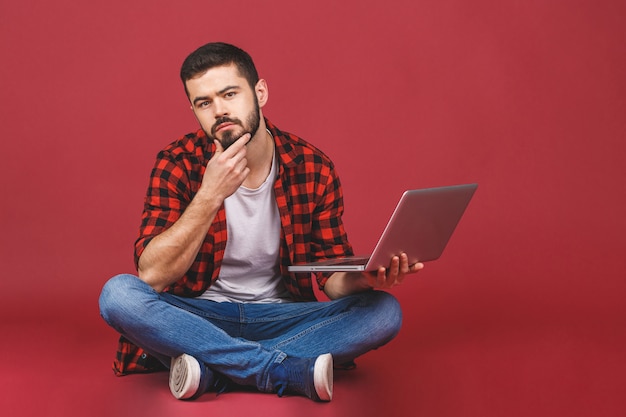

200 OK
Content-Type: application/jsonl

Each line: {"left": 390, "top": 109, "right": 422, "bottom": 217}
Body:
{"left": 207, "top": 99, "right": 261, "bottom": 150}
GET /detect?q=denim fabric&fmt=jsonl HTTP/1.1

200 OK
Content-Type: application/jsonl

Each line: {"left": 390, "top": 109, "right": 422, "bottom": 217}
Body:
{"left": 99, "top": 274, "right": 402, "bottom": 392}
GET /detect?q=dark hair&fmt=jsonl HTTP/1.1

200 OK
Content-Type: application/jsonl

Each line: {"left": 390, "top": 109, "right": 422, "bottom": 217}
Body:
{"left": 180, "top": 42, "right": 259, "bottom": 96}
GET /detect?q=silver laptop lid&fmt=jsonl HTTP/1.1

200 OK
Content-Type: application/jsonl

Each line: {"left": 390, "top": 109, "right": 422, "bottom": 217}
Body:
{"left": 364, "top": 183, "right": 477, "bottom": 270}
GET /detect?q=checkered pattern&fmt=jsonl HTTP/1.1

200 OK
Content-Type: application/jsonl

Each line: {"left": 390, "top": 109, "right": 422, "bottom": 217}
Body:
{"left": 112, "top": 118, "right": 354, "bottom": 375}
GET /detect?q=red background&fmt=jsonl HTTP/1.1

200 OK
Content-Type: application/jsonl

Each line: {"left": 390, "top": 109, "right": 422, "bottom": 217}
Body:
{"left": 1, "top": 1, "right": 625, "bottom": 416}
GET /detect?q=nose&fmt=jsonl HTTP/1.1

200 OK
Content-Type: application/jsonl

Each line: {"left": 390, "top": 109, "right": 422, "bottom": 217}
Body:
{"left": 213, "top": 98, "right": 228, "bottom": 118}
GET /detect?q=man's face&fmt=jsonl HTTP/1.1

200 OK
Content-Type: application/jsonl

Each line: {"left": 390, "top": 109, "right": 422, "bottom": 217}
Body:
{"left": 186, "top": 64, "right": 262, "bottom": 149}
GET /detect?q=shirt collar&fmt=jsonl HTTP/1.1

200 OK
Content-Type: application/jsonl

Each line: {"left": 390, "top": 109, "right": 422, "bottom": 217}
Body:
{"left": 265, "top": 117, "right": 300, "bottom": 169}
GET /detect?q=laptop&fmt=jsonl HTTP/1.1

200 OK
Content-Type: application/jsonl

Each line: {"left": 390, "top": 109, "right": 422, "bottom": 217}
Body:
{"left": 287, "top": 183, "right": 477, "bottom": 272}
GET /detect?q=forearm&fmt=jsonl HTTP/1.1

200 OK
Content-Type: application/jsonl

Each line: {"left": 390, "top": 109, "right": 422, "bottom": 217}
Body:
{"left": 137, "top": 194, "right": 222, "bottom": 292}
{"left": 323, "top": 272, "right": 374, "bottom": 300}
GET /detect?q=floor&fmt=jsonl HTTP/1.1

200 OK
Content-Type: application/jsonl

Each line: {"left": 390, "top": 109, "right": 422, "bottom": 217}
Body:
{"left": 2, "top": 291, "right": 624, "bottom": 417}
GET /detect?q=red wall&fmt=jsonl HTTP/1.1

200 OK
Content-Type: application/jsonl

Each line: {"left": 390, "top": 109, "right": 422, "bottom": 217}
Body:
{"left": 1, "top": 1, "right": 625, "bottom": 415}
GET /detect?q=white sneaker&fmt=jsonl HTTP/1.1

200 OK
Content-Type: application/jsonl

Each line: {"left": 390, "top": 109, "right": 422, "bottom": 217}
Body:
{"left": 313, "top": 353, "right": 334, "bottom": 401}
{"left": 169, "top": 354, "right": 203, "bottom": 400}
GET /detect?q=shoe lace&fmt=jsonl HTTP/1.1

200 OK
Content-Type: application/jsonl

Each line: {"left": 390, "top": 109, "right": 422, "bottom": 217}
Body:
{"left": 273, "top": 360, "right": 309, "bottom": 398}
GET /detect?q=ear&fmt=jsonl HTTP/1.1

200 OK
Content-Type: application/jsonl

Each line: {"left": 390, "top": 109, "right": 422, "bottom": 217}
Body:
{"left": 255, "top": 79, "right": 269, "bottom": 107}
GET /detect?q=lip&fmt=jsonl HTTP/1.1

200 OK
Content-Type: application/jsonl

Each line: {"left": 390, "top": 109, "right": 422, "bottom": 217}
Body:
{"left": 215, "top": 122, "right": 235, "bottom": 132}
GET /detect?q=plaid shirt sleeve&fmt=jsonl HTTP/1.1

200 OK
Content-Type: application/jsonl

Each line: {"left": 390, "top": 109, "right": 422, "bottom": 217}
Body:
{"left": 133, "top": 132, "right": 226, "bottom": 297}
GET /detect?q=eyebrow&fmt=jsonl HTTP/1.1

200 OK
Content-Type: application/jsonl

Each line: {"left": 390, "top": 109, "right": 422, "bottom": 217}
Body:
{"left": 192, "top": 85, "right": 241, "bottom": 106}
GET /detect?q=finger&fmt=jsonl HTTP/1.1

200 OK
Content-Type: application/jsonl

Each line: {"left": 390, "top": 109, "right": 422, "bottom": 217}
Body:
{"left": 388, "top": 255, "right": 400, "bottom": 276}
{"left": 222, "top": 133, "right": 251, "bottom": 156}
{"left": 378, "top": 263, "right": 397, "bottom": 288}
{"left": 410, "top": 262, "right": 425, "bottom": 272}
{"left": 391, "top": 255, "right": 406, "bottom": 285}
{"left": 399, "top": 253, "right": 410, "bottom": 273}
{"left": 213, "top": 139, "right": 225, "bottom": 153}
{"left": 234, "top": 157, "right": 250, "bottom": 178}
{"left": 395, "top": 253, "right": 409, "bottom": 284}
{"left": 377, "top": 267, "right": 388, "bottom": 287}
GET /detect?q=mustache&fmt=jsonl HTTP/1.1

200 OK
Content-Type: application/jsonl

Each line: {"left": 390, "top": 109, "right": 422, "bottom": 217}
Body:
{"left": 211, "top": 117, "right": 242, "bottom": 135}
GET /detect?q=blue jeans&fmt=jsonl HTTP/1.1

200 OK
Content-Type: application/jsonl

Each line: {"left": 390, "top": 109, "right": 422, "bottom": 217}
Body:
{"left": 99, "top": 274, "right": 402, "bottom": 393}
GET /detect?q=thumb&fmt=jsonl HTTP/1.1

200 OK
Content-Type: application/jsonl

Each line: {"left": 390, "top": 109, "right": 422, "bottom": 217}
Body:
{"left": 213, "top": 139, "right": 224, "bottom": 153}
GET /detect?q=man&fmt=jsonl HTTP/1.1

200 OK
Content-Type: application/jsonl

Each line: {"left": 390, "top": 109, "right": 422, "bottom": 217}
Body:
{"left": 99, "top": 42, "right": 423, "bottom": 402}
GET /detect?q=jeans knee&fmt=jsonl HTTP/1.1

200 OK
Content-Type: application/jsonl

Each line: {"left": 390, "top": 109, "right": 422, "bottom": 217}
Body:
{"left": 99, "top": 274, "right": 141, "bottom": 326}
{"left": 368, "top": 291, "right": 403, "bottom": 339}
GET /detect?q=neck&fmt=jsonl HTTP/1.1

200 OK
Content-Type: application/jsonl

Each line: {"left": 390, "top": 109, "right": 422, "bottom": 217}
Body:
{"left": 242, "top": 121, "right": 274, "bottom": 189}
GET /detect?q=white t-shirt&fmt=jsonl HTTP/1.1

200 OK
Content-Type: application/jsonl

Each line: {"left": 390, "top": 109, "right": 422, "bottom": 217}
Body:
{"left": 197, "top": 150, "right": 290, "bottom": 303}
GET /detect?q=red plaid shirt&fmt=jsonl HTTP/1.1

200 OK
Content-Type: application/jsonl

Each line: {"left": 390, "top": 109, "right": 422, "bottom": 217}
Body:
{"left": 112, "top": 118, "right": 354, "bottom": 375}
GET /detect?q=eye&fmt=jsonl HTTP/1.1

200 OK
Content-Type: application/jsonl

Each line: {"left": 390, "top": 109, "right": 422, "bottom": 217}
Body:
{"left": 225, "top": 91, "right": 236, "bottom": 98}
{"left": 198, "top": 100, "right": 211, "bottom": 108}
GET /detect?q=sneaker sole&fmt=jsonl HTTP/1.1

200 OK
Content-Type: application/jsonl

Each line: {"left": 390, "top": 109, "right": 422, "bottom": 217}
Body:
{"left": 313, "top": 353, "right": 334, "bottom": 401}
{"left": 169, "top": 354, "right": 201, "bottom": 400}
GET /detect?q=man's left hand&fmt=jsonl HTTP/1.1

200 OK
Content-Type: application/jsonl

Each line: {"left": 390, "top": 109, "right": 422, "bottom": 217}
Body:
{"left": 366, "top": 253, "right": 424, "bottom": 289}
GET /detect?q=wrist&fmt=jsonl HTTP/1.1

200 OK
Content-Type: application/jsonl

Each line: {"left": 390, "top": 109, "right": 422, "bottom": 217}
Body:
{"left": 324, "top": 272, "right": 373, "bottom": 299}
{"left": 192, "top": 189, "right": 224, "bottom": 213}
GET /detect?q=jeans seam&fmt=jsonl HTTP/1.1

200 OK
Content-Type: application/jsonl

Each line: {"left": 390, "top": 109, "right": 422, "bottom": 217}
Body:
{"left": 160, "top": 293, "right": 241, "bottom": 323}
{"left": 267, "top": 309, "right": 354, "bottom": 351}
{"left": 244, "top": 304, "right": 332, "bottom": 323}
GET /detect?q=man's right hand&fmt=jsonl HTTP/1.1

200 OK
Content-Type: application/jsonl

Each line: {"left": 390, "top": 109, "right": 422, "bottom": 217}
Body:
{"left": 199, "top": 133, "right": 251, "bottom": 202}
